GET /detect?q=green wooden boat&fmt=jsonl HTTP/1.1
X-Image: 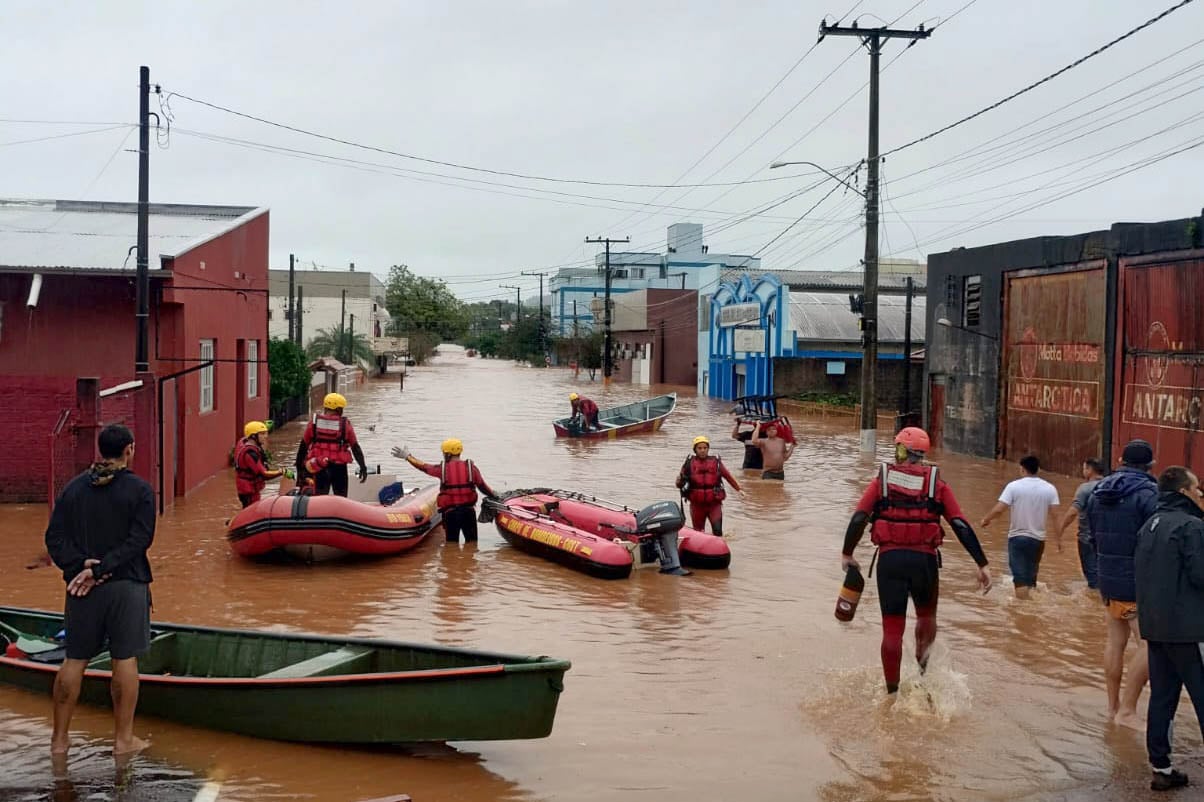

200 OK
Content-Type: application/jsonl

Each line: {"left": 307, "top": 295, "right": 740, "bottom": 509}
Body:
{"left": 0, "top": 606, "right": 570, "bottom": 743}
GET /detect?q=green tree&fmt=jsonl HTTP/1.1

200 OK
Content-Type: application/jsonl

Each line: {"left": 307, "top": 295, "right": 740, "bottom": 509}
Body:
{"left": 385, "top": 264, "right": 469, "bottom": 343}
{"left": 306, "top": 325, "right": 374, "bottom": 366}
{"left": 268, "top": 338, "right": 310, "bottom": 417}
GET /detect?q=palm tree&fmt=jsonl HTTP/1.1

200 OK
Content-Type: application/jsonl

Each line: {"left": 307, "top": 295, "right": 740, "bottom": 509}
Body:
{"left": 306, "top": 325, "right": 375, "bottom": 366}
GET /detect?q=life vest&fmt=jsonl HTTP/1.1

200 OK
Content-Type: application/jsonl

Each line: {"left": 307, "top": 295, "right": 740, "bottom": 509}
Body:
{"left": 437, "top": 459, "right": 477, "bottom": 510}
{"left": 307, "top": 413, "right": 352, "bottom": 464}
{"left": 684, "top": 455, "right": 726, "bottom": 504}
{"left": 869, "top": 462, "right": 945, "bottom": 552}
{"left": 234, "top": 437, "right": 267, "bottom": 494}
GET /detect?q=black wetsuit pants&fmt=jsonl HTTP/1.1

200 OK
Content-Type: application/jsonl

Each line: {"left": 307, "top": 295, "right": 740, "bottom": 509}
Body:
{"left": 314, "top": 464, "right": 349, "bottom": 497}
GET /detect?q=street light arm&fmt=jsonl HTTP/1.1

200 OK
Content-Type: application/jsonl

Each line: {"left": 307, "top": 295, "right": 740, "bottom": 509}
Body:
{"left": 935, "top": 317, "right": 999, "bottom": 341}
{"left": 769, "top": 160, "right": 864, "bottom": 197}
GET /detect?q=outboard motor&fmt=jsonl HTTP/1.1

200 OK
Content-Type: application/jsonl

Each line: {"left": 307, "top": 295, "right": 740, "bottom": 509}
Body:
{"left": 634, "top": 502, "right": 690, "bottom": 576}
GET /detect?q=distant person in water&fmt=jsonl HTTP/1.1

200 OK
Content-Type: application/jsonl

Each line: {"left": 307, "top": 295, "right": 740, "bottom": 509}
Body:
{"left": 731, "top": 417, "right": 763, "bottom": 471}
{"left": 1059, "top": 458, "right": 1107, "bottom": 591}
{"left": 751, "top": 421, "right": 794, "bottom": 480}
{"left": 980, "top": 455, "right": 1060, "bottom": 599}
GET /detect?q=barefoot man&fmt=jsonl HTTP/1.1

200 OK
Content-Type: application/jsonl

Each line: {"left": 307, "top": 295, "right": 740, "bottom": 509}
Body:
{"left": 751, "top": 421, "right": 795, "bottom": 480}
{"left": 1087, "top": 439, "right": 1159, "bottom": 730}
{"left": 44, "top": 424, "right": 154, "bottom": 755}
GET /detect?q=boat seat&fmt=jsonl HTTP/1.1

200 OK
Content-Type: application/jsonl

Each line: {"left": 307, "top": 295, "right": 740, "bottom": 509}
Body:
{"left": 258, "top": 646, "right": 375, "bottom": 679}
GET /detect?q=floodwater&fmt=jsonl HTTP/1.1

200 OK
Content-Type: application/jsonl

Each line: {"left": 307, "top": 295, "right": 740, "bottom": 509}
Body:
{"left": 1, "top": 347, "right": 1200, "bottom": 801}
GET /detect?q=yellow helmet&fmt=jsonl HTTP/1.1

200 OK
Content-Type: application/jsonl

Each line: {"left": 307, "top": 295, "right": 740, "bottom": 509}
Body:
{"left": 569, "top": 392, "right": 579, "bottom": 401}
{"left": 323, "top": 392, "right": 347, "bottom": 410}
{"left": 244, "top": 421, "right": 269, "bottom": 438}
{"left": 441, "top": 438, "right": 464, "bottom": 456}
{"left": 692, "top": 435, "right": 710, "bottom": 448}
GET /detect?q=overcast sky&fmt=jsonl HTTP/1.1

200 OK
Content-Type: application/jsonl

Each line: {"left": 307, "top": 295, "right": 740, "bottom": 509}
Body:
{"left": 4, "top": 1, "right": 1203, "bottom": 303}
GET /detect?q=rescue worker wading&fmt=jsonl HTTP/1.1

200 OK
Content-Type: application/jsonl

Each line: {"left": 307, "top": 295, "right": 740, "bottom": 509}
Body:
{"left": 675, "top": 436, "right": 741, "bottom": 537}
{"left": 392, "top": 439, "right": 496, "bottom": 543}
{"left": 841, "top": 427, "right": 992, "bottom": 694}
{"left": 295, "top": 393, "right": 368, "bottom": 498}
{"left": 234, "top": 421, "right": 289, "bottom": 508}
{"left": 569, "top": 392, "right": 600, "bottom": 432}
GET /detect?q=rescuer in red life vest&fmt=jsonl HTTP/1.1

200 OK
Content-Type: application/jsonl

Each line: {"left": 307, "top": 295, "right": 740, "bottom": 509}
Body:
{"left": 841, "top": 427, "right": 993, "bottom": 694}
{"left": 675, "top": 435, "right": 741, "bottom": 537}
{"left": 234, "top": 421, "right": 290, "bottom": 507}
{"left": 569, "top": 392, "right": 600, "bottom": 432}
{"left": 392, "top": 439, "right": 497, "bottom": 543}
{"left": 294, "top": 393, "right": 369, "bottom": 498}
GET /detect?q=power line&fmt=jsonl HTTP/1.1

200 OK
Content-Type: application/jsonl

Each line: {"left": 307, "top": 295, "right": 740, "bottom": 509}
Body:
{"left": 883, "top": 0, "right": 1199, "bottom": 157}
{"left": 0, "top": 124, "right": 132, "bottom": 148}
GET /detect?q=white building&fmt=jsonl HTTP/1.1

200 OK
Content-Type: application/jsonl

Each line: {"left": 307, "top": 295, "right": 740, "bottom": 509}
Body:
{"left": 550, "top": 223, "right": 760, "bottom": 336}
{"left": 268, "top": 267, "right": 390, "bottom": 349}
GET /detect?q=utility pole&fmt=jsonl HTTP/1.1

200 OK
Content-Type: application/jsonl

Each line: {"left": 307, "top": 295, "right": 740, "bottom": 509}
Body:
{"left": 572, "top": 300, "right": 579, "bottom": 337}
{"left": 522, "top": 270, "right": 549, "bottom": 355}
{"left": 500, "top": 285, "right": 521, "bottom": 325}
{"left": 349, "top": 313, "right": 355, "bottom": 364}
{"left": 585, "top": 236, "right": 630, "bottom": 386}
{"left": 295, "top": 285, "right": 304, "bottom": 347}
{"left": 902, "top": 275, "right": 913, "bottom": 421}
{"left": 340, "top": 288, "right": 347, "bottom": 343}
{"left": 135, "top": 65, "right": 159, "bottom": 374}
{"left": 288, "top": 253, "right": 296, "bottom": 343}
{"left": 819, "top": 18, "right": 930, "bottom": 452}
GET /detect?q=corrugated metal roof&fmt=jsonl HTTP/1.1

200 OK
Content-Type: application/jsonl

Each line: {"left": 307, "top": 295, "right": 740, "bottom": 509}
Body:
{"left": 0, "top": 198, "right": 262, "bottom": 272}
{"left": 723, "top": 268, "right": 926, "bottom": 292}
{"left": 789, "top": 291, "right": 926, "bottom": 344}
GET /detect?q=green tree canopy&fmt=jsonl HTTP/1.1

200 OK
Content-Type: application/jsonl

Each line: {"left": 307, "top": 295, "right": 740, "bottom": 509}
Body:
{"left": 268, "top": 338, "right": 310, "bottom": 416}
{"left": 385, "top": 264, "right": 469, "bottom": 342}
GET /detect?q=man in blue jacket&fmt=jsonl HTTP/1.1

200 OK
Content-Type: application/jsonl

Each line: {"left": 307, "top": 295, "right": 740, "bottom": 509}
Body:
{"left": 1135, "top": 466, "right": 1204, "bottom": 792}
{"left": 1086, "top": 439, "right": 1159, "bottom": 729}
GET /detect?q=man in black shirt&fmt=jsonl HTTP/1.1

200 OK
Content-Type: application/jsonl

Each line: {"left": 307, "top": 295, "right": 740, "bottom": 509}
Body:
{"left": 45, "top": 424, "right": 154, "bottom": 756}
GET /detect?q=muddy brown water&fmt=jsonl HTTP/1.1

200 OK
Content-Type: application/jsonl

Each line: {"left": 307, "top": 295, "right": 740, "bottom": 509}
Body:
{"left": 1, "top": 347, "right": 1200, "bottom": 801}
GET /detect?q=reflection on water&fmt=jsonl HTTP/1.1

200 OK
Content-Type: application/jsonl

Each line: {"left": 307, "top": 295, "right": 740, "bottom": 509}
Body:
{"left": 1, "top": 347, "right": 1200, "bottom": 800}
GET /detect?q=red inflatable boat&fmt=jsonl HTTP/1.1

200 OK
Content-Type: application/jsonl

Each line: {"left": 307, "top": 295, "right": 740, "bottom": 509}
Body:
{"left": 489, "top": 489, "right": 731, "bottom": 579}
{"left": 227, "top": 484, "right": 440, "bottom": 561}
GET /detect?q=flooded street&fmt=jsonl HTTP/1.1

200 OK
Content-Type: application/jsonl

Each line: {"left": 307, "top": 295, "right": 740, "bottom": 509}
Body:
{"left": 1, "top": 349, "right": 1199, "bottom": 801}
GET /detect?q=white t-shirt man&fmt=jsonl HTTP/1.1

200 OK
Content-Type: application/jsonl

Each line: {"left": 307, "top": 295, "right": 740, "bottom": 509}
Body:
{"left": 999, "top": 476, "right": 1060, "bottom": 540}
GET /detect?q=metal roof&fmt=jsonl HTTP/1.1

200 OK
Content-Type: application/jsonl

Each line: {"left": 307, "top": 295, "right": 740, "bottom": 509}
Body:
{"left": 0, "top": 198, "right": 264, "bottom": 273}
{"left": 723, "top": 268, "right": 926, "bottom": 292}
{"left": 789, "top": 291, "right": 926, "bottom": 344}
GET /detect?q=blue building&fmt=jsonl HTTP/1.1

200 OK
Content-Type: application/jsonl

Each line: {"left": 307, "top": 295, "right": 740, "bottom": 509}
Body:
{"left": 702, "top": 268, "right": 926, "bottom": 400}
{"left": 550, "top": 223, "right": 760, "bottom": 335}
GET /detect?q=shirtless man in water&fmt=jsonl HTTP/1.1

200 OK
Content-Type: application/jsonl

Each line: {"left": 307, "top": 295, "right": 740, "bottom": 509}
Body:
{"left": 752, "top": 422, "right": 794, "bottom": 480}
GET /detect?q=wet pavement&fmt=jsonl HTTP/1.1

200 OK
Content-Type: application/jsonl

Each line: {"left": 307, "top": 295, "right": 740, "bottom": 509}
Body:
{"left": 1, "top": 347, "right": 1201, "bottom": 801}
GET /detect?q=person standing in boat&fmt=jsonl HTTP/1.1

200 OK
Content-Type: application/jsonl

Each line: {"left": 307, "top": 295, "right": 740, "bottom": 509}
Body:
{"left": 234, "top": 421, "right": 289, "bottom": 508}
{"left": 295, "top": 393, "right": 369, "bottom": 497}
{"left": 569, "top": 392, "right": 600, "bottom": 432}
{"left": 840, "top": 426, "right": 992, "bottom": 695}
{"left": 43, "top": 424, "right": 154, "bottom": 756}
{"left": 392, "top": 439, "right": 497, "bottom": 543}
{"left": 675, "top": 436, "right": 741, "bottom": 537}
{"left": 750, "top": 421, "right": 795, "bottom": 480}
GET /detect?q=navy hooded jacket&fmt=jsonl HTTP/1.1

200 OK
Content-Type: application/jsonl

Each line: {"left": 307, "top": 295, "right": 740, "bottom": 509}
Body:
{"left": 1086, "top": 466, "right": 1158, "bottom": 602}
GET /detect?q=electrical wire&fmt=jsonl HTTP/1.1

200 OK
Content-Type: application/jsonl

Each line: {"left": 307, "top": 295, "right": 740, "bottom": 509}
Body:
{"left": 882, "top": 0, "right": 1199, "bottom": 157}
{"left": 0, "top": 125, "right": 132, "bottom": 148}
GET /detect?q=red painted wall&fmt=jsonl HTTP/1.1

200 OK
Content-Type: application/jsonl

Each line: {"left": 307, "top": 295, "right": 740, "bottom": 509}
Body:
{"left": 160, "top": 211, "right": 270, "bottom": 495}
{"left": 0, "top": 209, "right": 270, "bottom": 505}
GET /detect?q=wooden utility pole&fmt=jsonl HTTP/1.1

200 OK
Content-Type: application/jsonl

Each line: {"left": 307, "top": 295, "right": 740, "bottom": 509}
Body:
{"left": 521, "top": 270, "right": 549, "bottom": 356}
{"left": 500, "top": 285, "right": 522, "bottom": 324}
{"left": 287, "top": 253, "right": 296, "bottom": 343}
{"left": 585, "top": 236, "right": 630, "bottom": 386}
{"left": 819, "top": 18, "right": 930, "bottom": 452}
{"left": 135, "top": 66, "right": 157, "bottom": 373}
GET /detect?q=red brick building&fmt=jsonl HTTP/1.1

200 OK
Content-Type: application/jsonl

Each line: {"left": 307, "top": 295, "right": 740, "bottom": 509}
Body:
{"left": 609, "top": 289, "right": 698, "bottom": 386}
{"left": 0, "top": 198, "right": 269, "bottom": 508}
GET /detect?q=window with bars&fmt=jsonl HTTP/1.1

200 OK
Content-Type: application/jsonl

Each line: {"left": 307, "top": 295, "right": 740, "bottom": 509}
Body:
{"left": 247, "top": 340, "right": 259, "bottom": 398}
{"left": 199, "top": 339, "right": 215, "bottom": 412}
{"left": 962, "top": 275, "right": 982, "bottom": 327}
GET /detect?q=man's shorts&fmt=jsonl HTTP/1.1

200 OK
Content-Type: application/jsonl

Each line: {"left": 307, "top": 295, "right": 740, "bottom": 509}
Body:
{"left": 761, "top": 469, "right": 785, "bottom": 480}
{"left": 64, "top": 579, "right": 151, "bottom": 661}
{"left": 1105, "top": 598, "right": 1138, "bottom": 622}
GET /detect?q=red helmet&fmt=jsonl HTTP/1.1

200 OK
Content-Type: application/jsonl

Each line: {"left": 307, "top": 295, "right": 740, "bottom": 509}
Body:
{"left": 894, "top": 427, "right": 931, "bottom": 454}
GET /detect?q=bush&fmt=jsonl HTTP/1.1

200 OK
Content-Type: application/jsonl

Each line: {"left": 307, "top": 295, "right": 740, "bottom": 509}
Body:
{"left": 268, "top": 338, "right": 310, "bottom": 417}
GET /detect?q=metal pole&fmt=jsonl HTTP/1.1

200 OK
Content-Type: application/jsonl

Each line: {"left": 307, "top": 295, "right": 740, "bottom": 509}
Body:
{"left": 296, "top": 285, "right": 304, "bottom": 347}
{"left": 288, "top": 253, "right": 295, "bottom": 343}
{"left": 135, "top": 66, "right": 151, "bottom": 373}
{"left": 585, "top": 236, "right": 629, "bottom": 386}
{"left": 817, "top": 20, "right": 930, "bottom": 451}
{"left": 860, "top": 33, "right": 881, "bottom": 453}
{"left": 902, "top": 275, "right": 913, "bottom": 421}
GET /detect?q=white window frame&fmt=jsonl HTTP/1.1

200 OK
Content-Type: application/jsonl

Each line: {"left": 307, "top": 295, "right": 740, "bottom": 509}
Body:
{"left": 247, "top": 340, "right": 259, "bottom": 398}
{"left": 199, "top": 339, "right": 215, "bottom": 413}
